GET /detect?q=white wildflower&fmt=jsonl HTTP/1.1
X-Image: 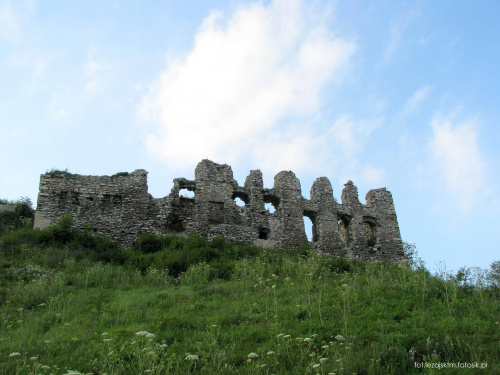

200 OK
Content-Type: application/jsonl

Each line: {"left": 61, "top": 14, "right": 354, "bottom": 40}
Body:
{"left": 135, "top": 331, "right": 155, "bottom": 338}
{"left": 322, "top": 345, "right": 330, "bottom": 349}
{"left": 312, "top": 363, "right": 320, "bottom": 369}
{"left": 185, "top": 354, "right": 199, "bottom": 361}
{"left": 335, "top": 335, "right": 345, "bottom": 341}
{"left": 304, "top": 337, "right": 313, "bottom": 342}
{"left": 101, "top": 332, "right": 108, "bottom": 336}
{"left": 320, "top": 358, "right": 328, "bottom": 363}
{"left": 9, "top": 352, "right": 21, "bottom": 357}
{"left": 30, "top": 356, "right": 38, "bottom": 360}
{"left": 283, "top": 335, "right": 291, "bottom": 339}
{"left": 267, "top": 351, "right": 275, "bottom": 356}
{"left": 247, "top": 352, "right": 259, "bottom": 358}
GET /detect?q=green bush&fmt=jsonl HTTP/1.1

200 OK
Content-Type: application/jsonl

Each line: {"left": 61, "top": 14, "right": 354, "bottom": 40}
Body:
{"left": 0, "top": 198, "right": 34, "bottom": 234}
{"left": 135, "top": 233, "right": 166, "bottom": 254}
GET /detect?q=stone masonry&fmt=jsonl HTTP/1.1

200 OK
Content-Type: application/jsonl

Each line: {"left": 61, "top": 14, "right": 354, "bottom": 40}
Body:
{"left": 34, "top": 160, "right": 405, "bottom": 262}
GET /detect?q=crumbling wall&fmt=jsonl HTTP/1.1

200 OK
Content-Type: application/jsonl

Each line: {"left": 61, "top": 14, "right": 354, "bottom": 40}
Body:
{"left": 34, "top": 170, "right": 161, "bottom": 244}
{"left": 34, "top": 160, "right": 405, "bottom": 262}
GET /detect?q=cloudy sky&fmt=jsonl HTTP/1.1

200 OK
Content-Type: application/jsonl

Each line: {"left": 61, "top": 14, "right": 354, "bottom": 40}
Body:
{"left": 1, "top": 0, "right": 499, "bottom": 272}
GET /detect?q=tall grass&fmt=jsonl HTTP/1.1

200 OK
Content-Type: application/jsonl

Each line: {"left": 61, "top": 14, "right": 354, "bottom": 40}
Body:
{"left": 0, "top": 223, "right": 498, "bottom": 374}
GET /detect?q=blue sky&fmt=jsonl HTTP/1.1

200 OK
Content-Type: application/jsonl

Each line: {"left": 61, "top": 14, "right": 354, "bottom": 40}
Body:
{"left": 1, "top": 0, "right": 499, "bottom": 272}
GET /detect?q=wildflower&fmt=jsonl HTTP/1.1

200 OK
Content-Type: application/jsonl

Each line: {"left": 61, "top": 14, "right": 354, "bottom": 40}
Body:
{"left": 322, "top": 345, "right": 330, "bottom": 349}
{"left": 320, "top": 358, "right": 328, "bottom": 363}
{"left": 277, "top": 333, "right": 284, "bottom": 338}
{"left": 260, "top": 364, "right": 267, "bottom": 367}
{"left": 44, "top": 340, "right": 51, "bottom": 343}
{"left": 103, "top": 339, "right": 112, "bottom": 342}
{"left": 30, "top": 356, "right": 38, "bottom": 360}
{"left": 66, "top": 371, "right": 82, "bottom": 374}
{"left": 312, "top": 364, "right": 320, "bottom": 369}
{"left": 335, "top": 335, "right": 345, "bottom": 341}
{"left": 185, "top": 354, "right": 199, "bottom": 361}
{"left": 160, "top": 344, "right": 168, "bottom": 348}
{"left": 311, "top": 334, "right": 318, "bottom": 337}
{"left": 135, "top": 331, "right": 156, "bottom": 338}
{"left": 101, "top": 332, "right": 108, "bottom": 336}
{"left": 304, "top": 337, "right": 313, "bottom": 342}
{"left": 247, "top": 352, "right": 259, "bottom": 359}
{"left": 9, "top": 352, "right": 21, "bottom": 357}
{"left": 267, "top": 351, "right": 275, "bottom": 356}
{"left": 41, "top": 365, "right": 50, "bottom": 369}
{"left": 283, "top": 335, "right": 291, "bottom": 339}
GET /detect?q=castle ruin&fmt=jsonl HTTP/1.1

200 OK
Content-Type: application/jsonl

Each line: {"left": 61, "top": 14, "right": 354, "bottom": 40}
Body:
{"left": 34, "top": 159, "right": 405, "bottom": 262}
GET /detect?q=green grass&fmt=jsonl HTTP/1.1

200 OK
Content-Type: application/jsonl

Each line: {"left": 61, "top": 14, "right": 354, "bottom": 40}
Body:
{"left": 0, "top": 224, "right": 498, "bottom": 374}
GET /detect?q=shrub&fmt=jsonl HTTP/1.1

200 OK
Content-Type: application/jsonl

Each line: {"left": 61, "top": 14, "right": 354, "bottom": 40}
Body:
{"left": 46, "top": 168, "right": 71, "bottom": 176}
{"left": 0, "top": 198, "right": 34, "bottom": 233}
{"left": 112, "top": 172, "right": 129, "bottom": 177}
{"left": 135, "top": 233, "right": 166, "bottom": 254}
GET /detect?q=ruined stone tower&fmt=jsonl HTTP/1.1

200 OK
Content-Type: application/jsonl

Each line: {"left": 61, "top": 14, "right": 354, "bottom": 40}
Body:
{"left": 34, "top": 160, "right": 405, "bottom": 262}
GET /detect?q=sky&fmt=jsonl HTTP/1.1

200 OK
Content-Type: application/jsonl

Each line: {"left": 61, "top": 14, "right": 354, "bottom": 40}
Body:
{"left": 1, "top": 0, "right": 499, "bottom": 273}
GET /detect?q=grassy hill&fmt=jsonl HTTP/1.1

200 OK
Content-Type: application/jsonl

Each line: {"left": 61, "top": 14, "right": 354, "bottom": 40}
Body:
{"left": 0, "top": 205, "right": 499, "bottom": 374}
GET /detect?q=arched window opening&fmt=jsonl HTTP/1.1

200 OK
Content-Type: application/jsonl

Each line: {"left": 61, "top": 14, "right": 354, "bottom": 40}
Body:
{"left": 303, "top": 211, "right": 319, "bottom": 242}
{"left": 232, "top": 191, "right": 249, "bottom": 207}
{"left": 337, "top": 214, "right": 351, "bottom": 243}
{"left": 263, "top": 194, "right": 279, "bottom": 214}
{"left": 363, "top": 218, "right": 377, "bottom": 247}
{"left": 179, "top": 188, "right": 194, "bottom": 199}
{"left": 303, "top": 216, "right": 313, "bottom": 242}
{"left": 265, "top": 202, "right": 276, "bottom": 213}
{"left": 258, "top": 228, "right": 269, "bottom": 240}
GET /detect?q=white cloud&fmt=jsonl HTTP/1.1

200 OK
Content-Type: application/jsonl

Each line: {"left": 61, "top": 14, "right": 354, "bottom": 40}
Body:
{"left": 430, "top": 113, "right": 485, "bottom": 211}
{"left": 0, "top": 1, "right": 22, "bottom": 45}
{"left": 383, "top": 9, "right": 420, "bottom": 62}
{"left": 362, "top": 165, "right": 385, "bottom": 186}
{"left": 404, "top": 85, "right": 430, "bottom": 113}
{"left": 84, "top": 46, "right": 112, "bottom": 93}
{"left": 142, "top": 0, "right": 355, "bottom": 171}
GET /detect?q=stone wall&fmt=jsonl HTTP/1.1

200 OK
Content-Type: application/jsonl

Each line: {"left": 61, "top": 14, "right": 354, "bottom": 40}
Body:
{"left": 0, "top": 205, "right": 16, "bottom": 213}
{"left": 34, "top": 160, "right": 405, "bottom": 262}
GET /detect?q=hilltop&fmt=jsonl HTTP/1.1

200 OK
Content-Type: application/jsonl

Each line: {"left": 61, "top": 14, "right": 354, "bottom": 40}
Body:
{"left": 0, "top": 202, "right": 499, "bottom": 374}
